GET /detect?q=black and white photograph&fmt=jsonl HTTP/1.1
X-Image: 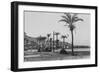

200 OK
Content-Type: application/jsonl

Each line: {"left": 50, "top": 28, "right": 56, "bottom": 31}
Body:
{"left": 24, "top": 11, "right": 90, "bottom": 62}
{"left": 11, "top": 1, "right": 97, "bottom": 71}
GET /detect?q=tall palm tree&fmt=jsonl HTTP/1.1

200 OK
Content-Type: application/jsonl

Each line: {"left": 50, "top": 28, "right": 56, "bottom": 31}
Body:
{"left": 59, "top": 13, "right": 83, "bottom": 55}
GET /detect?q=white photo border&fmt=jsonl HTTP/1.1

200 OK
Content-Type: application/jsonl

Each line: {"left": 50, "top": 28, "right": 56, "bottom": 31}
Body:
{"left": 17, "top": 4, "right": 96, "bottom": 69}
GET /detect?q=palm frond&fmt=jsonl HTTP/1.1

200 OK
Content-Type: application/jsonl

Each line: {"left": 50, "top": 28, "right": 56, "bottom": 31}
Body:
{"left": 47, "top": 34, "right": 51, "bottom": 37}
{"left": 55, "top": 32, "right": 60, "bottom": 35}
{"left": 64, "top": 13, "right": 71, "bottom": 19}
{"left": 73, "top": 18, "right": 83, "bottom": 23}
{"left": 72, "top": 13, "right": 78, "bottom": 18}
{"left": 72, "top": 13, "right": 78, "bottom": 23}
{"left": 61, "top": 35, "right": 66, "bottom": 38}
{"left": 59, "top": 19, "right": 70, "bottom": 24}
{"left": 61, "top": 16, "right": 69, "bottom": 21}
{"left": 72, "top": 17, "right": 78, "bottom": 23}
{"left": 72, "top": 14, "right": 83, "bottom": 23}
{"left": 64, "top": 13, "right": 72, "bottom": 22}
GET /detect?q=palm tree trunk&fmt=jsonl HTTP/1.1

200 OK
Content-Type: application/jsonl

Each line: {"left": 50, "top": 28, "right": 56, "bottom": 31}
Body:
{"left": 71, "top": 30, "right": 74, "bottom": 55}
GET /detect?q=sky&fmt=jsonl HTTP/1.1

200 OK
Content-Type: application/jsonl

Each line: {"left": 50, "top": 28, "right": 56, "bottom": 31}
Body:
{"left": 24, "top": 11, "right": 90, "bottom": 46}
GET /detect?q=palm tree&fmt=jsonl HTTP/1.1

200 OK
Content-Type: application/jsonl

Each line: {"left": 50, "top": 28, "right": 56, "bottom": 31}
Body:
{"left": 59, "top": 13, "right": 83, "bottom": 55}
{"left": 50, "top": 38, "right": 52, "bottom": 51}
{"left": 60, "top": 35, "right": 67, "bottom": 54}
{"left": 55, "top": 32, "right": 60, "bottom": 40}
{"left": 54, "top": 32, "right": 60, "bottom": 49}
{"left": 61, "top": 35, "right": 66, "bottom": 48}
{"left": 47, "top": 34, "right": 51, "bottom": 41}
{"left": 47, "top": 34, "right": 51, "bottom": 51}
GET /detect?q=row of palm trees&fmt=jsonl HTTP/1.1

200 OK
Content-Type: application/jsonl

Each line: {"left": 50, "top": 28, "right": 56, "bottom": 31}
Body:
{"left": 24, "top": 32, "right": 69, "bottom": 52}
{"left": 46, "top": 32, "right": 68, "bottom": 51}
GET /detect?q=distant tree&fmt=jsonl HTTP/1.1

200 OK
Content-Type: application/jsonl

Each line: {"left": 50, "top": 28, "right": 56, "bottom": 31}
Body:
{"left": 60, "top": 35, "right": 68, "bottom": 54}
{"left": 47, "top": 34, "right": 51, "bottom": 51}
{"left": 47, "top": 34, "right": 51, "bottom": 41}
{"left": 54, "top": 32, "right": 60, "bottom": 49}
{"left": 37, "top": 36, "right": 46, "bottom": 52}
